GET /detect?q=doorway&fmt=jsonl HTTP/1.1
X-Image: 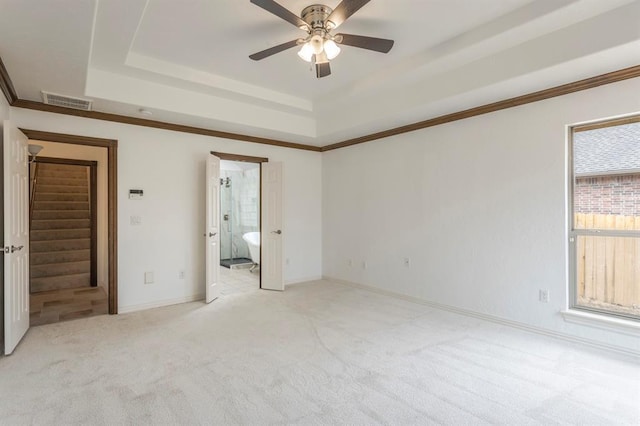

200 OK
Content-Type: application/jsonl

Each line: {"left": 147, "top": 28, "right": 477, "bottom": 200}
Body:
{"left": 3, "top": 126, "right": 117, "bottom": 354}
{"left": 205, "top": 151, "right": 283, "bottom": 303}
{"left": 219, "top": 158, "right": 261, "bottom": 295}
{"left": 21, "top": 129, "right": 118, "bottom": 315}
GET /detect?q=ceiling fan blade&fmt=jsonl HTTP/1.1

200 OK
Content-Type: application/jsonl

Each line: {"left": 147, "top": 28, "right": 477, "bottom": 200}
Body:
{"left": 249, "top": 39, "right": 299, "bottom": 61}
{"left": 326, "top": 0, "right": 370, "bottom": 29}
{"left": 313, "top": 53, "right": 331, "bottom": 78}
{"left": 335, "top": 33, "right": 394, "bottom": 53}
{"left": 250, "top": 0, "right": 309, "bottom": 30}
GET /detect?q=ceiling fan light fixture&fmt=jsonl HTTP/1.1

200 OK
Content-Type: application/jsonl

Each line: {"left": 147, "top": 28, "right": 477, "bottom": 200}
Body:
{"left": 249, "top": 0, "right": 395, "bottom": 78}
{"left": 297, "top": 42, "right": 314, "bottom": 62}
{"left": 314, "top": 50, "right": 329, "bottom": 64}
{"left": 324, "top": 39, "right": 341, "bottom": 60}
{"left": 310, "top": 34, "right": 324, "bottom": 55}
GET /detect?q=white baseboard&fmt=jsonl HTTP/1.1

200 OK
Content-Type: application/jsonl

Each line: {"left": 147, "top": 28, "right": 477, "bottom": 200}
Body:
{"left": 117, "top": 277, "right": 322, "bottom": 313}
{"left": 118, "top": 294, "right": 204, "bottom": 314}
{"left": 323, "top": 276, "right": 640, "bottom": 358}
{"left": 285, "top": 276, "right": 323, "bottom": 286}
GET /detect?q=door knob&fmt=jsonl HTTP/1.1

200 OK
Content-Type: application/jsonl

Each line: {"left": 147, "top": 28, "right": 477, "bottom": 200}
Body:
{"left": 209, "top": 232, "right": 217, "bottom": 237}
{"left": 271, "top": 230, "right": 282, "bottom": 235}
{"left": 10, "top": 245, "right": 23, "bottom": 253}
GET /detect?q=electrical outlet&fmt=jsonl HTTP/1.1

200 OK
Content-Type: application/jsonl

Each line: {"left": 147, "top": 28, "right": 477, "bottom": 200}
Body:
{"left": 144, "top": 271, "right": 154, "bottom": 284}
{"left": 362, "top": 261, "right": 368, "bottom": 269}
{"left": 286, "top": 258, "right": 290, "bottom": 266}
{"left": 130, "top": 215, "right": 142, "bottom": 225}
{"left": 178, "top": 270, "right": 185, "bottom": 279}
{"left": 539, "top": 289, "right": 550, "bottom": 303}
{"left": 403, "top": 257, "right": 411, "bottom": 267}
{"left": 348, "top": 259, "right": 353, "bottom": 267}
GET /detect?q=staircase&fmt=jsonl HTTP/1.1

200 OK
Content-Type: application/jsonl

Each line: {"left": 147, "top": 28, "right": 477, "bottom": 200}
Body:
{"left": 30, "top": 162, "right": 93, "bottom": 293}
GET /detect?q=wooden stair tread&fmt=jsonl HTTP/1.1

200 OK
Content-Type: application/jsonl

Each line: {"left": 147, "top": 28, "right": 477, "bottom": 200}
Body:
{"left": 31, "top": 273, "right": 91, "bottom": 292}
{"left": 32, "top": 202, "right": 90, "bottom": 211}
{"left": 31, "top": 273, "right": 90, "bottom": 282}
{"left": 31, "top": 238, "right": 92, "bottom": 253}
{"left": 31, "top": 261, "right": 91, "bottom": 278}
{"left": 36, "top": 185, "right": 89, "bottom": 193}
{"left": 31, "top": 228, "right": 90, "bottom": 233}
{"left": 31, "top": 229, "right": 91, "bottom": 241}
{"left": 35, "top": 194, "right": 88, "bottom": 202}
{"left": 31, "top": 249, "right": 90, "bottom": 263}
{"left": 31, "top": 237, "right": 91, "bottom": 243}
{"left": 31, "top": 219, "right": 91, "bottom": 230}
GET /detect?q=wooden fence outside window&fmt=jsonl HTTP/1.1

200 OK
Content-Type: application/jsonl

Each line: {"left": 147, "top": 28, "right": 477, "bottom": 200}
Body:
{"left": 575, "top": 213, "right": 640, "bottom": 315}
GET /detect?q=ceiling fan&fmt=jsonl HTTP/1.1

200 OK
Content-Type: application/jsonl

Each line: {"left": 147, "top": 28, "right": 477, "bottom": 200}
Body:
{"left": 249, "top": 0, "right": 394, "bottom": 78}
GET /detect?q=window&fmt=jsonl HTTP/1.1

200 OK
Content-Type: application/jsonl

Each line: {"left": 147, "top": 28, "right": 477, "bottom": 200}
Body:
{"left": 569, "top": 116, "right": 640, "bottom": 321}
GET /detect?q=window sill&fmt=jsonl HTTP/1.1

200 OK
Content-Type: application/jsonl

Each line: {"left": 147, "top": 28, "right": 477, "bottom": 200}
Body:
{"left": 561, "top": 309, "right": 640, "bottom": 336}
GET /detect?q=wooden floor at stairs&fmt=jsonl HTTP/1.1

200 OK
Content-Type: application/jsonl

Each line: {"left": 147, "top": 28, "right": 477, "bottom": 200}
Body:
{"left": 30, "top": 287, "right": 108, "bottom": 326}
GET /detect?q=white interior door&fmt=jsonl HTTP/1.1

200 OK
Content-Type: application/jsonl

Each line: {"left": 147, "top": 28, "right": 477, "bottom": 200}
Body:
{"left": 205, "top": 155, "right": 221, "bottom": 303}
{"left": 261, "top": 162, "right": 283, "bottom": 291}
{"left": 3, "top": 121, "right": 29, "bottom": 355}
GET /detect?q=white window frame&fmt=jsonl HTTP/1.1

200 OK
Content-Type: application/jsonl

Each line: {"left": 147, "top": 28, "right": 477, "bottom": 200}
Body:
{"left": 567, "top": 114, "right": 640, "bottom": 322}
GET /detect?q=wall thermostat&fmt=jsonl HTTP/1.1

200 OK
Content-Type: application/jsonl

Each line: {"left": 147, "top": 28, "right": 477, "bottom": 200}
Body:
{"left": 129, "top": 189, "right": 143, "bottom": 200}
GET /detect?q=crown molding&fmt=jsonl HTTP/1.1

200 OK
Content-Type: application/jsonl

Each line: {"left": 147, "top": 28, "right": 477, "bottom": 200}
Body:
{"left": 12, "top": 99, "right": 321, "bottom": 152}
{"left": 0, "top": 55, "right": 18, "bottom": 105}
{"left": 2, "top": 51, "right": 638, "bottom": 153}
{"left": 320, "top": 65, "right": 640, "bottom": 151}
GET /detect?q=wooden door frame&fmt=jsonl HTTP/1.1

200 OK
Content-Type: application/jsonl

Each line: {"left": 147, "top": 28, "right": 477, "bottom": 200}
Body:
{"left": 32, "top": 157, "right": 98, "bottom": 287}
{"left": 22, "top": 129, "right": 118, "bottom": 314}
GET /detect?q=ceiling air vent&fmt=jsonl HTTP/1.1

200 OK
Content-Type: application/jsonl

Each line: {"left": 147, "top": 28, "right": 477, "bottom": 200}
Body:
{"left": 41, "top": 91, "right": 93, "bottom": 111}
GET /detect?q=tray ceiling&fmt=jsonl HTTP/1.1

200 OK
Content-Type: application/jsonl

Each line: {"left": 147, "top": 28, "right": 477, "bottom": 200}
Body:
{"left": 1, "top": 0, "right": 638, "bottom": 146}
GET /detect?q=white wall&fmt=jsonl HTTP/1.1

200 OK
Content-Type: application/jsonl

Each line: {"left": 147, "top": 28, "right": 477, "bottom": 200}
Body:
{"left": 323, "top": 78, "right": 640, "bottom": 353}
{"left": 11, "top": 109, "right": 323, "bottom": 311}
{"left": 30, "top": 141, "right": 109, "bottom": 291}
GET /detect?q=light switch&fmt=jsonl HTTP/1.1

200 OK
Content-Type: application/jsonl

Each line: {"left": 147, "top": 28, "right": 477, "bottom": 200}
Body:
{"left": 144, "top": 271, "right": 154, "bottom": 284}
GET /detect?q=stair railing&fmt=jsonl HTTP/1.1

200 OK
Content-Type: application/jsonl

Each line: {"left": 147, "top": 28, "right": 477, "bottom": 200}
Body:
{"left": 29, "top": 161, "right": 39, "bottom": 229}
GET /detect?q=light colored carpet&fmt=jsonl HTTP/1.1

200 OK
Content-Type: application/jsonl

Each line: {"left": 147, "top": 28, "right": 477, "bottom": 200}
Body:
{"left": 0, "top": 280, "right": 638, "bottom": 425}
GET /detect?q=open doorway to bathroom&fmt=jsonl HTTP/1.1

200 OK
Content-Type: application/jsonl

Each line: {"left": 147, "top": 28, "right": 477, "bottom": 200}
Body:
{"left": 219, "top": 159, "right": 261, "bottom": 295}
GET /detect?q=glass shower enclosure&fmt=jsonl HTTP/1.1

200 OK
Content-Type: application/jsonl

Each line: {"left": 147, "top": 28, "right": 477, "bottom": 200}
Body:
{"left": 219, "top": 167, "right": 259, "bottom": 268}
